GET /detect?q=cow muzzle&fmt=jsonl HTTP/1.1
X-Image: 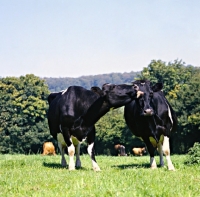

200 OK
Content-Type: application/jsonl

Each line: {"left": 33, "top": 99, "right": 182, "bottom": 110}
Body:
{"left": 143, "top": 109, "right": 154, "bottom": 116}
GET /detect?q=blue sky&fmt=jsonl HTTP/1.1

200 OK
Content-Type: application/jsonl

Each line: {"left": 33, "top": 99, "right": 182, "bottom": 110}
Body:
{"left": 0, "top": 0, "right": 200, "bottom": 78}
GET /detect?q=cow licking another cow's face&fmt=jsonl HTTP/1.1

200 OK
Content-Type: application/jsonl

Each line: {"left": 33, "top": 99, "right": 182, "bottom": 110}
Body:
{"left": 102, "top": 83, "right": 142, "bottom": 108}
{"left": 47, "top": 84, "right": 143, "bottom": 171}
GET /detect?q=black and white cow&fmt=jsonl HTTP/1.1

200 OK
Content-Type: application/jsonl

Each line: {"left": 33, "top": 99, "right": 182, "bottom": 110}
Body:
{"left": 48, "top": 84, "right": 142, "bottom": 171}
{"left": 124, "top": 80, "right": 177, "bottom": 170}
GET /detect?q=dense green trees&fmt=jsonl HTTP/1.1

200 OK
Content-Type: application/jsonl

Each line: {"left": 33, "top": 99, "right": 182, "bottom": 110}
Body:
{"left": 0, "top": 74, "right": 53, "bottom": 154}
{"left": 0, "top": 61, "right": 199, "bottom": 155}
{"left": 95, "top": 108, "right": 145, "bottom": 155}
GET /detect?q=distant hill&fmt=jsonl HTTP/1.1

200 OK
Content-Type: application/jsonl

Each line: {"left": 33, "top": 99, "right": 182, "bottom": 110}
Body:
{"left": 43, "top": 71, "right": 140, "bottom": 92}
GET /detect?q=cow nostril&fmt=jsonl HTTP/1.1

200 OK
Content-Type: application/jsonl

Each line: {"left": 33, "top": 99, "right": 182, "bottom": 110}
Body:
{"left": 144, "top": 109, "right": 153, "bottom": 115}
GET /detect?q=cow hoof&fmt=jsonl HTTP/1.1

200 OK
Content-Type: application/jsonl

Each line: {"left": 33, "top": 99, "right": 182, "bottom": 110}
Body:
{"left": 69, "top": 166, "right": 76, "bottom": 170}
{"left": 151, "top": 166, "right": 157, "bottom": 170}
{"left": 75, "top": 160, "right": 81, "bottom": 168}
{"left": 93, "top": 166, "right": 101, "bottom": 172}
{"left": 168, "top": 166, "right": 175, "bottom": 171}
{"left": 61, "top": 160, "right": 67, "bottom": 168}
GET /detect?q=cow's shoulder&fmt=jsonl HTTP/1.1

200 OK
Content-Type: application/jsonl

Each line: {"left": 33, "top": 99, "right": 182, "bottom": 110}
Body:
{"left": 48, "top": 91, "right": 64, "bottom": 105}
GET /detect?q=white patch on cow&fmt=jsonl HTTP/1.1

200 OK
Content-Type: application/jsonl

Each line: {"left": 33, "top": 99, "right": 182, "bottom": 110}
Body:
{"left": 57, "top": 133, "right": 81, "bottom": 169}
{"left": 68, "top": 142, "right": 75, "bottom": 170}
{"left": 162, "top": 136, "right": 175, "bottom": 171}
{"left": 87, "top": 143, "right": 93, "bottom": 156}
{"left": 87, "top": 143, "right": 101, "bottom": 171}
{"left": 61, "top": 88, "right": 68, "bottom": 95}
{"left": 71, "top": 136, "right": 81, "bottom": 168}
{"left": 164, "top": 101, "right": 173, "bottom": 126}
{"left": 150, "top": 157, "right": 157, "bottom": 169}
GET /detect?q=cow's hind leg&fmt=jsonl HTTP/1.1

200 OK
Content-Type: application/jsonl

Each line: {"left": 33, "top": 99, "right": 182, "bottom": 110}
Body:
{"left": 67, "top": 140, "right": 76, "bottom": 170}
{"left": 163, "top": 136, "right": 175, "bottom": 171}
{"left": 157, "top": 142, "right": 164, "bottom": 167}
{"left": 87, "top": 127, "right": 100, "bottom": 171}
{"left": 75, "top": 143, "right": 81, "bottom": 168}
{"left": 57, "top": 133, "right": 67, "bottom": 167}
{"left": 62, "top": 130, "right": 76, "bottom": 170}
{"left": 72, "top": 136, "right": 81, "bottom": 168}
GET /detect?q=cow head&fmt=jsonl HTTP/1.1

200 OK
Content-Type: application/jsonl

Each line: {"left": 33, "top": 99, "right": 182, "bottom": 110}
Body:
{"left": 141, "top": 147, "right": 147, "bottom": 154}
{"left": 102, "top": 83, "right": 142, "bottom": 108}
{"left": 132, "top": 80, "right": 163, "bottom": 116}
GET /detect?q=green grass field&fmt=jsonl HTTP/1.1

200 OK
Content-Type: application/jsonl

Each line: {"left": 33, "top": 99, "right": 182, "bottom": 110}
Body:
{"left": 0, "top": 154, "right": 200, "bottom": 197}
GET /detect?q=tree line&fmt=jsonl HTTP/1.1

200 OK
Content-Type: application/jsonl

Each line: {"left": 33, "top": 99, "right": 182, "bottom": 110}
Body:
{"left": 44, "top": 71, "right": 140, "bottom": 92}
{"left": 0, "top": 60, "right": 199, "bottom": 154}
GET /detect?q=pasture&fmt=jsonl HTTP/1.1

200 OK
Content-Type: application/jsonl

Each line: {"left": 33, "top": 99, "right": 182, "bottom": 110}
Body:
{"left": 0, "top": 154, "right": 199, "bottom": 197}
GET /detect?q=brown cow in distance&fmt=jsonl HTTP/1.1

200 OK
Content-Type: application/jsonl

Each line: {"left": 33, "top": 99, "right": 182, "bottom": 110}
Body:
{"left": 114, "top": 144, "right": 127, "bottom": 156}
{"left": 132, "top": 147, "right": 146, "bottom": 156}
{"left": 42, "top": 142, "right": 56, "bottom": 155}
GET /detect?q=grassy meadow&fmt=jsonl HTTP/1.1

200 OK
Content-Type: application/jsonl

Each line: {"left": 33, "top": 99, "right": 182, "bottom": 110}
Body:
{"left": 0, "top": 154, "right": 200, "bottom": 197}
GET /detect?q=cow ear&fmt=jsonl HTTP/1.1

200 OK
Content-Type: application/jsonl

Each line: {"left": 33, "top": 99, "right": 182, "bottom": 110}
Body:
{"left": 91, "top": 86, "right": 104, "bottom": 96}
{"left": 152, "top": 83, "right": 163, "bottom": 92}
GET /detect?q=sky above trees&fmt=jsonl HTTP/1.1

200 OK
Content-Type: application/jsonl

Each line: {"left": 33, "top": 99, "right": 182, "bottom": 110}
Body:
{"left": 0, "top": 0, "right": 200, "bottom": 78}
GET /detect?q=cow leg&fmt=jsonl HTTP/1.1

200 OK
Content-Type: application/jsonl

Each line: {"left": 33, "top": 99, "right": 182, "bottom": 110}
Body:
{"left": 63, "top": 131, "right": 76, "bottom": 170}
{"left": 145, "top": 140, "right": 157, "bottom": 169}
{"left": 87, "top": 127, "right": 100, "bottom": 171}
{"left": 67, "top": 140, "right": 76, "bottom": 170}
{"left": 75, "top": 143, "right": 81, "bottom": 168}
{"left": 58, "top": 142, "right": 67, "bottom": 167}
{"left": 58, "top": 127, "right": 76, "bottom": 170}
{"left": 71, "top": 136, "right": 81, "bottom": 168}
{"left": 163, "top": 136, "right": 175, "bottom": 171}
{"left": 157, "top": 142, "right": 164, "bottom": 167}
{"left": 57, "top": 133, "right": 67, "bottom": 167}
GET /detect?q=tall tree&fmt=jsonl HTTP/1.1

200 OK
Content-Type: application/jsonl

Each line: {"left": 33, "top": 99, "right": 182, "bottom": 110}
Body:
{"left": 0, "top": 74, "right": 52, "bottom": 154}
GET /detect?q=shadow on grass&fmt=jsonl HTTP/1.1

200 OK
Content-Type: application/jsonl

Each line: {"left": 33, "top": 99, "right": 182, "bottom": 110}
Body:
{"left": 42, "top": 162, "right": 87, "bottom": 170}
{"left": 111, "top": 163, "right": 150, "bottom": 169}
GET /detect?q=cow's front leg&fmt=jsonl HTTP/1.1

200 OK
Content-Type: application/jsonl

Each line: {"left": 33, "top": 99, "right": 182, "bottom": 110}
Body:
{"left": 145, "top": 139, "right": 157, "bottom": 169}
{"left": 75, "top": 143, "right": 81, "bottom": 168}
{"left": 157, "top": 142, "right": 164, "bottom": 167}
{"left": 163, "top": 136, "right": 175, "bottom": 171}
{"left": 87, "top": 127, "right": 100, "bottom": 171}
